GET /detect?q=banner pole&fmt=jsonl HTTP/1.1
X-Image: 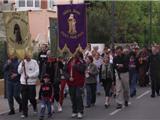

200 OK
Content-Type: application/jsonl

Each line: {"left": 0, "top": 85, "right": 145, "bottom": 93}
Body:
{"left": 70, "top": 0, "right": 73, "bottom": 4}
{"left": 49, "top": 18, "right": 58, "bottom": 58}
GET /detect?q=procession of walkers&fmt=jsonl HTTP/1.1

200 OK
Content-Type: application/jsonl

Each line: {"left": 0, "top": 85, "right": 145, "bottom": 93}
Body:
{"left": 3, "top": 43, "right": 160, "bottom": 119}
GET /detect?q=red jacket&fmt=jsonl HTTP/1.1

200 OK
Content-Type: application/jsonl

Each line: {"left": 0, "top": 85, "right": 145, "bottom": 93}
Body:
{"left": 67, "top": 58, "right": 86, "bottom": 87}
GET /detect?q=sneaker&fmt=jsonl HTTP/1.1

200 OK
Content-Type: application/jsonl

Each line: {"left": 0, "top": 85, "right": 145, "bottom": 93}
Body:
{"left": 8, "top": 110, "right": 15, "bottom": 115}
{"left": 151, "top": 94, "right": 155, "bottom": 98}
{"left": 19, "top": 104, "right": 22, "bottom": 112}
{"left": 33, "top": 111, "right": 38, "bottom": 114}
{"left": 113, "top": 94, "right": 116, "bottom": 98}
{"left": 20, "top": 114, "right": 27, "bottom": 118}
{"left": 33, "top": 108, "right": 38, "bottom": 114}
{"left": 116, "top": 104, "right": 122, "bottom": 109}
{"left": 58, "top": 104, "right": 62, "bottom": 112}
{"left": 51, "top": 105, "right": 55, "bottom": 113}
{"left": 64, "top": 93, "right": 68, "bottom": 98}
{"left": 85, "top": 105, "right": 91, "bottom": 108}
{"left": 39, "top": 116, "right": 44, "bottom": 120}
{"left": 130, "top": 91, "right": 136, "bottom": 97}
{"left": 48, "top": 113, "right": 52, "bottom": 118}
{"left": 71, "top": 113, "right": 77, "bottom": 118}
{"left": 91, "top": 103, "right": 95, "bottom": 107}
{"left": 125, "top": 101, "right": 128, "bottom": 107}
{"left": 156, "top": 91, "right": 160, "bottom": 96}
{"left": 77, "top": 113, "right": 83, "bottom": 119}
{"left": 97, "top": 92, "right": 101, "bottom": 96}
{"left": 104, "top": 104, "right": 109, "bottom": 109}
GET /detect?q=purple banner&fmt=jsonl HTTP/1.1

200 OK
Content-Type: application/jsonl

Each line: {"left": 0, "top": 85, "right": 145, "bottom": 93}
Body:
{"left": 58, "top": 4, "right": 87, "bottom": 54}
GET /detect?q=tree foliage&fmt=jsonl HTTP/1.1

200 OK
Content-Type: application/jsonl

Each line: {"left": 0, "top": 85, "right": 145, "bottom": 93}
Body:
{"left": 87, "top": 1, "right": 160, "bottom": 46}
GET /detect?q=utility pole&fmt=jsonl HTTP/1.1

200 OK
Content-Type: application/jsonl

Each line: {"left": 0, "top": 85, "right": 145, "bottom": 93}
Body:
{"left": 149, "top": 1, "right": 152, "bottom": 47}
{"left": 111, "top": 1, "right": 115, "bottom": 50}
{"left": 144, "top": 24, "right": 147, "bottom": 46}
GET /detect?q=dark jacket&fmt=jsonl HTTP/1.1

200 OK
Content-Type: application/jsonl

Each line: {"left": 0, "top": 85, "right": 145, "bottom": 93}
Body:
{"left": 148, "top": 54, "right": 160, "bottom": 77}
{"left": 39, "top": 82, "right": 53, "bottom": 100}
{"left": 3, "top": 58, "right": 20, "bottom": 83}
{"left": 38, "top": 51, "right": 48, "bottom": 78}
{"left": 113, "top": 54, "right": 129, "bottom": 73}
{"left": 38, "top": 51, "right": 47, "bottom": 65}
{"left": 45, "top": 58, "right": 63, "bottom": 85}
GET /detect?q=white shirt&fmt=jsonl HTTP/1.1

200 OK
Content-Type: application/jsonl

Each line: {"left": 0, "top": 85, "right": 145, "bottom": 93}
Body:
{"left": 18, "top": 59, "right": 39, "bottom": 85}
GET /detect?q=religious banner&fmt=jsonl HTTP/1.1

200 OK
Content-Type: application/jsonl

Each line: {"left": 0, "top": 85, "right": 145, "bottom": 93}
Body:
{"left": 3, "top": 11, "right": 31, "bottom": 59}
{"left": 58, "top": 4, "right": 87, "bottom": 54}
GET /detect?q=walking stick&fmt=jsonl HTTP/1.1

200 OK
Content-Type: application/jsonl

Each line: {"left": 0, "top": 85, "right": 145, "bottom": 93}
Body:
{"left": 23, "top": 60, "right": 28, "bottom": 85}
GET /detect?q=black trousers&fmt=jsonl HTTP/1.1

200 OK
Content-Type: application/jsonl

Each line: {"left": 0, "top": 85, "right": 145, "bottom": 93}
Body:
{"left": 52, "top": 83, "right": 60, "bottom": 103}
{"left": 102, "top": 78, "right": 112, "bottom": 96}
{"left": 151, "top": 76, "right": 160, "bottom": 96}
{"left": 69, "top": 86, "right": 84, "bottom": 114}
{"left": 21, "top": 85, "right": 37, "bottom": 116}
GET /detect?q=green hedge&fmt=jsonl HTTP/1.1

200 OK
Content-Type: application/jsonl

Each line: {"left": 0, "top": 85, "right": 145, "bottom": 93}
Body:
{"left": 0, "top": 41, "right": 7, "bottom": 79}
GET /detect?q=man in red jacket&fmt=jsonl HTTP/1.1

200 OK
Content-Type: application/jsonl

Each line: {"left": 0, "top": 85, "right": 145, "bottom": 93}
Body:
{"left": 67, "top": 51, "right": 86, "bottom": 119}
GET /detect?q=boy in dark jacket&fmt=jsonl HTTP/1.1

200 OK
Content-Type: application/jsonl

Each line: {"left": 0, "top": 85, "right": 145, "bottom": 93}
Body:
{"left": 39, "top": 74, "right": 53, "bottom": 120}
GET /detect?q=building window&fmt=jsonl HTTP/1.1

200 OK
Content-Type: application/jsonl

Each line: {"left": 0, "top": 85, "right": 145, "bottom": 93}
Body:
{"left": 48, "top": 0, "right": 55, "bottom": 10}
{"left": 17, "top": 0, "right": 41, "bottom": 10}
{"left": 35, "top": 0, "right": 39, "bottom": 7}
{"left": 19, "top": 0, "right": 25, "bottom": 7}
{"left": 3, "top": 0, "right": 8, "bottom": 4}
{"left": 27, "top": 0, "right": 33, "bottom": 7}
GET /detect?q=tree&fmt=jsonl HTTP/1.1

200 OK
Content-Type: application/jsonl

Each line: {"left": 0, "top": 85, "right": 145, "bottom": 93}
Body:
{"left": 86, "top": 1, "right": 160, "bottom": 46}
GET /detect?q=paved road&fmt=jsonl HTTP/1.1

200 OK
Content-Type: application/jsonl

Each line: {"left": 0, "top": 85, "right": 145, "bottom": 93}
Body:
{"left": 0, "top": 86, "right": 160, "bottom": 120}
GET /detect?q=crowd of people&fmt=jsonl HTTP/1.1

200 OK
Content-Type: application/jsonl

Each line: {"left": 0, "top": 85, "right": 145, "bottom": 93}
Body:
{"left": 3, "top": 43, "right": 160, "bottom": 119}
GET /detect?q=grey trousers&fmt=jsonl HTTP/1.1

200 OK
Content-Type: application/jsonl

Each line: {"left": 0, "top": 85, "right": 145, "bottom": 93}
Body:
{"left": 115, "top": 72, "right": 129, "bottom": 105}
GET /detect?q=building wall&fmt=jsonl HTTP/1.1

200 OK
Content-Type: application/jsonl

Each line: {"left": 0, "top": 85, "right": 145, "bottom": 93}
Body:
{"left": 41, "top": 0, "right": 47, "bottom": 9}
{"left": 28, "top": 10, "right": 57, "bottom": 44}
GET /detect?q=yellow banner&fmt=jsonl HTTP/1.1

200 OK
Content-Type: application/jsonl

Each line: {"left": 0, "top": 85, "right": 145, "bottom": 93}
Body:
{"left": 3, "top": 11, "right": 32, "bottom": 59}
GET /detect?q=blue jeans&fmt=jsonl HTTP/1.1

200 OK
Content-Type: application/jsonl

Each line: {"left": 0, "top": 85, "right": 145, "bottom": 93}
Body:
{"left": 96, "top": 75, "right": 101, "bottom": 93}
{"left": 129, "top": 70, "right": 138, "bottom": 96}
{"left": 86, "top": 83, "right": 97, "bottom": 106}
{"left": 40, "top": 99, "right": 52, "bottom": 117}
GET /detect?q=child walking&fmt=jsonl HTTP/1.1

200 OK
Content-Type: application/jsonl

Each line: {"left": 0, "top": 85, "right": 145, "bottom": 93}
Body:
{"left": 39, "top": 74, "right": 53, "bottom": 120}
